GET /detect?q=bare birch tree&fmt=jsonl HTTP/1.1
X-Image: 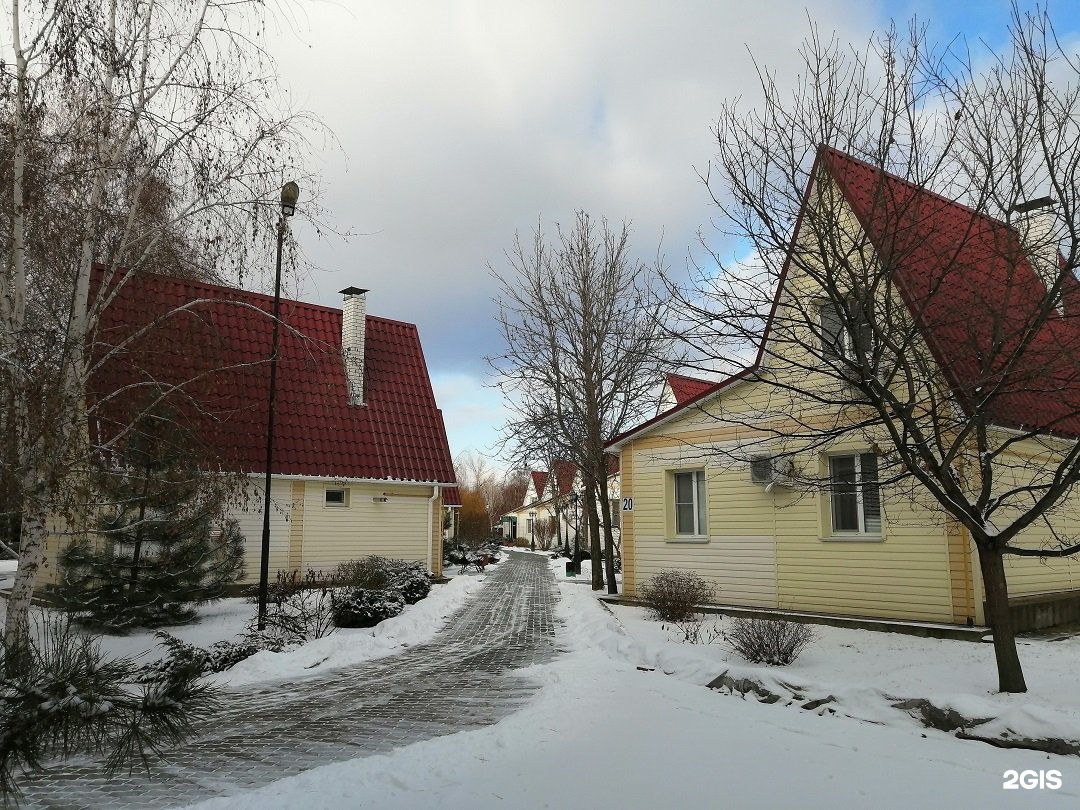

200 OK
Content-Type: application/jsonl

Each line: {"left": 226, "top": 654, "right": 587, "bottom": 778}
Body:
{"left": 492, "top": 212, "right": 670, "bottom": 593}
{"left": 672, "top": 7, "right": 1080, "bottom": 693}
{"left": 1, "top": 0, "right": 321, "bottom": 662}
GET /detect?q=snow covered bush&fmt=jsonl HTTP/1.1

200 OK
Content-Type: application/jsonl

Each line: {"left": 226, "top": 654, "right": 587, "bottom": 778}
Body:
{"left": 640, "top": 569, "right": 714, "bottom": 622}
{"left": 336, "top": 557, "right": 432, "bottom": 604}
{"left": 137, "top": 632, "right": 265, "bottom": 683}
{"left": 331, "top": 588, "right": 406, "bottom": 628}
{"left": 725, "top": 618, "right": 814, "bottom": 665}
{"left": 385, "top": 559, "right": 432, "bottom": 604}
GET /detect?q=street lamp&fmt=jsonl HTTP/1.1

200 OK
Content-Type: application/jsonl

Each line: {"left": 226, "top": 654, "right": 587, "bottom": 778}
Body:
{"left": 257, "top": 181, "right": 299, "bottom": 631}
{"left": 529, "top": 510, "right": 536, "bottom": 551}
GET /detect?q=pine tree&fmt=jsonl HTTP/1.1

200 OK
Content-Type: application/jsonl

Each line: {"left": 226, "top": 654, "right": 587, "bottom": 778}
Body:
{"left": 58, "top": 407, "right": 244, "bottom": 631}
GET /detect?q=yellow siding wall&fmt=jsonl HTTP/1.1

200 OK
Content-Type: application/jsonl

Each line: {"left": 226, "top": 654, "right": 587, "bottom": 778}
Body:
{"left": 992, "top": 446, "right": 1080, "bottom": 598}
{"left": 230, "top": 478, "right": 294, "bottom": 585}
{"left": 620, "top": 378, "right": 958, "bottom": 623}
{"left": 298, "top": 481, "right": 434, "bottom": 573}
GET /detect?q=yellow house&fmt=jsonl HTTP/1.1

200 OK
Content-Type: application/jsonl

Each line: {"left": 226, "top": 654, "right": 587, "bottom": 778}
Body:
{"left": 608, "top": 146, "right": 1080, "bottom": 631}
{"left": 42, "top": 271, "right": 457, "bottom": 585}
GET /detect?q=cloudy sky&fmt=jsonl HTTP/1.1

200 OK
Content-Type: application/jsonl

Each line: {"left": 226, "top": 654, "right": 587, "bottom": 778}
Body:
{"left": 268, "top": 1, "right": 1080, "bottom": 467}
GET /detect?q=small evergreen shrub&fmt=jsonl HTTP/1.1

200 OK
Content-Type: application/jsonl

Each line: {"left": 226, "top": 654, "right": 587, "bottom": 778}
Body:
{"left": 385, "top": 559, "right": 432, "bottom": 604}
{"left": 1, "top": 616, "right": 215, "bottom": 797}
{"left": 331, "top": 588, "right": 406, "bottom": 628}
{"left": 639, "top": 569, "right": 714, "bottom": 622}
{"left": 725, "top": 618, "right": 815, "bottom": 665}
{"left": 137, "top": 632, "right": 265, "bottom": 683}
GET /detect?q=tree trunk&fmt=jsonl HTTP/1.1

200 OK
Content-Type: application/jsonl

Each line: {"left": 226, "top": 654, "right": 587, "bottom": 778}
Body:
{"left": 598, "top": 475, "right": 618, "bottom": 595}
{"left": 586, "top": 480, "right": 603, "bottom": 590}
{"left": 977, "top": 544, "right": 1027, "bottom": 693}
{"left": 4, "top": 491, "right": 47, "bottom": 675}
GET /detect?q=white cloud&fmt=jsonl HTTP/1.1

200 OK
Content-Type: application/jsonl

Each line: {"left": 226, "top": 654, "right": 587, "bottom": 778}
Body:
{"left": 262, "top": 1, "right": 1080, "bottom": 455}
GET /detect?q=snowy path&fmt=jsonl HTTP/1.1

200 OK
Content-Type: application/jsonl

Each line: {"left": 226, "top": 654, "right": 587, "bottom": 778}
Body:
{"left": 17, "top": 552, "right": 559, "bottom": 809}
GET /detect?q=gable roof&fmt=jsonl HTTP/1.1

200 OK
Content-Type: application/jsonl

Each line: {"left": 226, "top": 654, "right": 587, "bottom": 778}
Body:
{"left": 90, "top": 269, "right": 457, "bottom": 483}
{"left": 665, "top": 373, "right": 718, "bottom": 405}
{"left": 530, "top": 471, "right": 549, "bottom": 501}
{"left": 609, "top": 144, "right": 1080, "bottom": 450}
{"left": 820, "top": 146, "right": 1080, "bottom": 437}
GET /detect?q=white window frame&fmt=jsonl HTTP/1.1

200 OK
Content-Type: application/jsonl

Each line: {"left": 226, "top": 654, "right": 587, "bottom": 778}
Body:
{"left": 820, "top": 297, "right": 874, "bottom": 375}
{"left": 827, "top": 453, "right": 881, "bottom": 536}
{"left": 672, "top": 469, "right": 707, "bottom": 537}
{"left": 324, "top": 487, "right": 350, "bottom": 507}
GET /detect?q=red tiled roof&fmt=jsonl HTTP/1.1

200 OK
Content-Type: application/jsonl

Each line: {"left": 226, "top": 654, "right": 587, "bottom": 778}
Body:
{"left": 443, "top": 486, "right": 462, "bottom": 507}
{"left": 609, "top": 145, "right": 1080, "bottom": 448}
{"left": 89, "top": 269, "right": 457, "bottom": 483}
{"left": 665, "top": 373, "right": 718, "bottom": 405}
{"left": 820, "top": 146, "right": 1080, "bottom": 437}
{"left": 552, "top": 460, "right": 577, "bottom": 496}
{"left": 530, "top": 471, "right": 549, "bottom": 501}
{"left": 607, "top": 368, "right": 755, "bottom": 449}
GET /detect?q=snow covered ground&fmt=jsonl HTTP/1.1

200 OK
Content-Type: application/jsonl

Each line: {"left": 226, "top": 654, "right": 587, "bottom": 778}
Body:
{"left": 173, "top": 555, "right": 1080, "bottom": 809}
{"left": 7, "top": 552, "right": 1080, "bottom": 807}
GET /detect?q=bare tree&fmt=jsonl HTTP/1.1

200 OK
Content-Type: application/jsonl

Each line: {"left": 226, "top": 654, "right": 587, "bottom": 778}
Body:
{"left": 534, "top": 515, "right": 557, "bottom": 552}
{"left": 492, "top": 212, "right": 671, "bottom": 593}
{"left": 2, "top": 0, "right": 321, "bottom": 662}
{"left": 487, "top": 468, "right": 530, "bottom": 531}
{"left": 670, "top": 7, "right": 1080, "bottom": 693}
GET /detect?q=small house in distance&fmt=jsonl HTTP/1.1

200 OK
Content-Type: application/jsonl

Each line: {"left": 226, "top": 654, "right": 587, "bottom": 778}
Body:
{"left": 44, "top": 269, "right": 457, "bottom": 583}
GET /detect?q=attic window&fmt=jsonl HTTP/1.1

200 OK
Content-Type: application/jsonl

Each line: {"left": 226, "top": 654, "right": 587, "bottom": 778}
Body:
{"left": 325, "top": 488, "right": 349, "bottom": 507}
{"left": 819, "top": 297, "right": 872, "bottom": 364}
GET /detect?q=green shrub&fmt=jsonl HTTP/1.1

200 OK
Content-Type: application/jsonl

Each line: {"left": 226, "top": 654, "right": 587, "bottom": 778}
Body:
{"left": 331, "top": 588, "right": 406, "bottom": 628}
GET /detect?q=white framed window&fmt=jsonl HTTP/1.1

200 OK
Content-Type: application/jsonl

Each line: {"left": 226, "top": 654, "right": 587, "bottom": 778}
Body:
{"left": 673, "top": 470, "right": 707, "bottom": 536}
{"left": 820, "top": 297, "right": 873, "bottom": 367}
{"left": 828, "top": 453, "right": 881, "bottom": 534}
{"left": 324, "top": 487, "right": 349, "bottom": 507}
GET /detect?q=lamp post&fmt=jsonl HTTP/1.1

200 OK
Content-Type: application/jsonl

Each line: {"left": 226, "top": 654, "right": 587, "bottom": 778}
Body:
{"left": 257, "top": 181, "right": 299, "bottom": 631}
{"left": 570, "top": 491, "right": 580, "bottom": 561}
{"left": 529, "top": 510, "right": 536, "bottom": 551}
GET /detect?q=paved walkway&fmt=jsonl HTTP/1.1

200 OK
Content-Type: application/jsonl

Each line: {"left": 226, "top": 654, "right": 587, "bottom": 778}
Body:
{"left": 17, "top": 552, "right": 560, "bottom": 809}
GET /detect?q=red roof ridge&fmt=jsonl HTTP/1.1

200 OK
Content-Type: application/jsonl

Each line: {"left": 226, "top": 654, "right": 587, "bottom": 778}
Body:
{"left": 817, "top": 145, "right": 1005, "bottom": 228}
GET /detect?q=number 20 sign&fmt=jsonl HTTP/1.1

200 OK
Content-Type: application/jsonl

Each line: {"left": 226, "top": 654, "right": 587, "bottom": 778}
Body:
{"left": 622, "top": 498, "right": 634, "bottom": 512}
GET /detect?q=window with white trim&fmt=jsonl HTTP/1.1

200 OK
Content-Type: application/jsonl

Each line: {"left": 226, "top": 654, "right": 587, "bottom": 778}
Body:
{"left": 820, "top": 297, "right": 873, "bottom": 367}
{"left": 829, "top": 454, "right": 881, "bottom": 534}
{"left": 673, "top": 470, "right": 707, "bottom": 536}
{"left": 325, "top": 488, "right": 349, "bottom": 507}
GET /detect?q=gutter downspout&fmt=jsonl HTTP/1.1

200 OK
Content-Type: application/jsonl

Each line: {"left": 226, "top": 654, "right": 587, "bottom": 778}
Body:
{"left": 428, "top": 486, "right": 440, "bottom": 574}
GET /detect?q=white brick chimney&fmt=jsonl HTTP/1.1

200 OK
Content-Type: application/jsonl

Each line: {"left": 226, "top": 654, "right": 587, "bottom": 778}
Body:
{"left": 340, "top": 287, "right": 369, "bottom": 406}
{"left": 1011, "top": 196, "right": 1063, "bottom": 299}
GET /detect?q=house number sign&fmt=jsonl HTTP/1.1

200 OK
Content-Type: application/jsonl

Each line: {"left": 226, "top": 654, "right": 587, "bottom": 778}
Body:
{"left": 622, "top": 498, "right": 634, "bottom": 512}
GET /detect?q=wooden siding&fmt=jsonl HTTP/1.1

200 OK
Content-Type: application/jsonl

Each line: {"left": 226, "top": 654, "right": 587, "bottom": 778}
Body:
{"left": 289, "top": 480, "right": 306, "bottom": 570}
{"left": 946, "top": 519, "right": 976, "bottom": 624}
{"left": 230, "top": 478, "right": 294, "bottom": 585}
{"left": 622, "top": 447, "right": 636, "bottom": 594}
{"left": 621, "top": 376, "right": 958, "bottom": 623}
{"left": 299, "top": 481, "right": 431, "bottom": 573}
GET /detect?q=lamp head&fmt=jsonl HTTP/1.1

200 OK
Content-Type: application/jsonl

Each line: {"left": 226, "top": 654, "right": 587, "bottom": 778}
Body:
{"left": 280, "top": 181, "right": 300, "bottom": 217}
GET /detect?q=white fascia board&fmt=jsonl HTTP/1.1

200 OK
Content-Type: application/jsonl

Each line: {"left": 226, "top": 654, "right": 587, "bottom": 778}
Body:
{"left": 606, "top": 372, "right": 755, "bottom": 452}
{"left": 249, "top": 473, "right": 456, "bottom": 487}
